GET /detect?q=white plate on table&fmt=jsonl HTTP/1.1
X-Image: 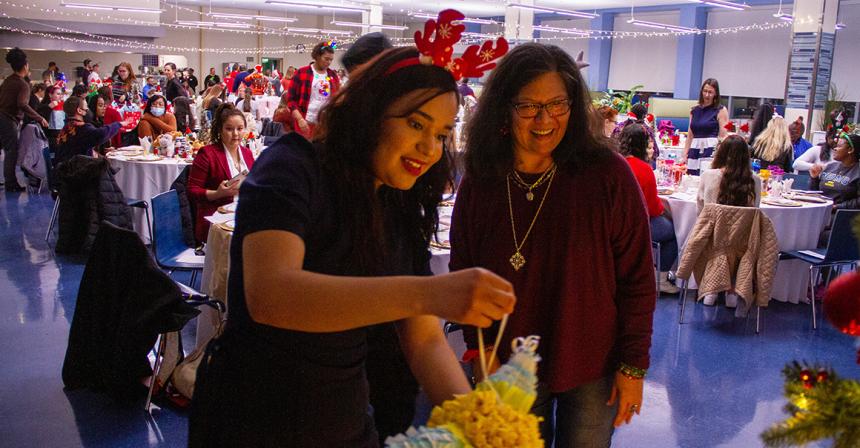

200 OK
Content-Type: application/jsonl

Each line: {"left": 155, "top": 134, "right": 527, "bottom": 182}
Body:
{"left": 762, "top": 197, "right": 803, "bottom": 207}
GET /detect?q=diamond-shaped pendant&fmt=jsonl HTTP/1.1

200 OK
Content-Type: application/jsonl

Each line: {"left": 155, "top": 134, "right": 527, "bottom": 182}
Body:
{"left": 509, "top": 251, "right": 526, "bottom": 271}
{"left": 526, "top": 191, "right": 534, "bottom": 201}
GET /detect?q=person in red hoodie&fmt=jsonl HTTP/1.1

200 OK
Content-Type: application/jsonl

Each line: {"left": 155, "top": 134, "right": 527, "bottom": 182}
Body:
{"left": 187, "top": 103, "right": 255, "bottom": 244}
{"left": 620, "top": 123, "right": 679, "bottom": 294}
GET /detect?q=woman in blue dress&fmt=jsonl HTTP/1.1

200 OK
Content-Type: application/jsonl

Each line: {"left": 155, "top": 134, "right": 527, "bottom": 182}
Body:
{"left": 681, "top": 78, "right": 729, "bottom": 175}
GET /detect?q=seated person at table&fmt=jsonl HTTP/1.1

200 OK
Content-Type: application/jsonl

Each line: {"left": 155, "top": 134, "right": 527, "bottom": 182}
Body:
{"left": 55, "top": 96, "right": 129, "bottom": 165}
{"left": 202, "top": 84, "right": 224, "bottom": 120}
{"left": 794, "top": 127, "right": 836, "bottom": 173}
{"left": 187, "top": 103, "right": 255, "bottom": 244}
{"left": 810, "top": 133, "right": 860, "bottom": 210}
{"left": 789, "top": 116, "right": 813, "bottom": 160}
{"left": 86, "top": 95, "right": 114, "bottom": 155}
{"left": 137, "top": 94, "right": 177, "bottom": 141}
{"left": 271, "top": 94, "right": 292, "bottom": 133}
{"left": 696, "top": 134, "right": 762, "bottom": 308}
{"left": 620, "top": 124, "right": 679, "bottom": 294}
{"left": 750, "top": 115, "right": 793, "bottom": 173}
{"left": 697, "top": 134, "right": 762, "bottom": 214}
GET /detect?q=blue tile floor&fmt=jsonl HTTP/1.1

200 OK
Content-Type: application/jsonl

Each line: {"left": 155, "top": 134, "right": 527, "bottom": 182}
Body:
{"left": 1, "top": 189, "right": 858, "bottom": 447}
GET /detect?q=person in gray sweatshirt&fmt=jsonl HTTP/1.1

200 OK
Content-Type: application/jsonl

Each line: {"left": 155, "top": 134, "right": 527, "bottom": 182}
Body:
{"left": 810, "top": 133, "right": 860, "bottom": 209}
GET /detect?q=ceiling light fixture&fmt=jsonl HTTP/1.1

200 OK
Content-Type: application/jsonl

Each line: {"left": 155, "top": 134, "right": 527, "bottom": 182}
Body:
{"left": 330, "top": 20, "right": 407, "bottom": 31}
{"left": 61, "top": 2, "right": 163, "bottom": 13}
{"left": 506, "top": 2, "right": 598, "bottom": 20}
{"left": 210, "top": 12, "right": 298, "bottom": 23}
{"left": 462, "top": 31, "right": 501, "bottom": 38}
{"left": 286, "top": 26, "right": 354, "bottom": 35}
{"left": 688, "top": 0, "right": 749, "bottom": 11}
{"left": 408, "top": 12, "right": 499, "bottom": 25}
{"left": 265, "top": 0, "right": 369, "bottom": 13}
{"left": 627, "top": 18, "right": 699, "bottom": 33}
{"left": 176, "top": 20, "right": 252, "bottom": 29}
{"left": 533, "top": 25, "right": 589, "bottom": 35}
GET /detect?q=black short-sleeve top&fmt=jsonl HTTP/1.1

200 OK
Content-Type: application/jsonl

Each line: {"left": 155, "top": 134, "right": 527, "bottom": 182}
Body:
{"left": 224, "top": 133, "right": 431, "bottom": 445}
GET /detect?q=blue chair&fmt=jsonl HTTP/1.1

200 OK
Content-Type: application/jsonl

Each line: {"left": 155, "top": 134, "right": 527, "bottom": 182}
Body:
{"left": 150, "top": 190, "right": 205, "bottom": 286}
{"left": 780, "top": 209, "right": 860, "bottom": 329}
{"left": 784, "top": 173, "right": 811, "bottom": 191}
{"left": 126, "top": 197, "right": 153, "bottom": 245}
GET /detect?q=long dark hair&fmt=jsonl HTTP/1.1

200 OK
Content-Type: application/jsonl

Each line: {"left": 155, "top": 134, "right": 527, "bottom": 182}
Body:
{"left": 465, "top": 43, "right": 612, "bottom": 180}
{"left": 712, "top": 135, "right": 756, "bottom": 207}
{"left": 209, "top": 102, "right": 246, "bottom": 146}
{"left": 315, "top": 47, "right": 457, "bottom": 274}
{"left": 619, "top": 123, "right": 650, "bottom": 161}
{"left": 820, "top": 126, "right": 840, "bottom": 162}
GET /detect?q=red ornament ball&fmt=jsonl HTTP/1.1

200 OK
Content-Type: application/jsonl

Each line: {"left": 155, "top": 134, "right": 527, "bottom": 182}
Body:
{"left": 824, "top": 271, "right": 860, "bottom": 336}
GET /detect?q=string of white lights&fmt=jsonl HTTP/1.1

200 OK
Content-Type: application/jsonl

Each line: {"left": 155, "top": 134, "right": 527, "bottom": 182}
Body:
{"left": 0, "top": 0, "right": 815, "bottom": 50}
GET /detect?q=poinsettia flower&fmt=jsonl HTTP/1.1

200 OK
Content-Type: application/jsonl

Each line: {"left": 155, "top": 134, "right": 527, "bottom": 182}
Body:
{"left": 646, "top": 114, "right": 654, "bottom": 123}
{"left": 724, "top": 121, "right": 736, "bottom": 132}
{"left": 844, "top": 125, "right": 851, "bottom": 132}
{"left": 740, "top": 123, "right": 750, "bottom": 133}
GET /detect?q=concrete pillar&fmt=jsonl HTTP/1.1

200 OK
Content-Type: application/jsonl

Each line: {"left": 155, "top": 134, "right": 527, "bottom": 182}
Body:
{"left": 504, "top": 0, "right": 534, "bottom": 42}
{"left": 361, "top": 1, "right": 383, "bottom": 34}
{"left": 784, "top": 0, "right": 840, "bottom": 134}
{"left": 587, "top": 13, "right": 613, "bottom": 92}
{"left": 673, "top": 5, "right": 707, "bottom": 100}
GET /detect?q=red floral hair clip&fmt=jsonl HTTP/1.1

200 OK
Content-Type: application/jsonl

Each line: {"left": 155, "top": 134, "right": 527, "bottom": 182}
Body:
{"left": 386, "top": 9, "right": 508, "bottom": 81}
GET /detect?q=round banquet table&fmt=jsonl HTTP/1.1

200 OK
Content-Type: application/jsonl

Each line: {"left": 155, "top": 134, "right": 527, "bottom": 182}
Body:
{"left": 195, "top": 201, "right": 455, "bottom": 348}
{"left": 108, "top": 153, "right": 191, "bottom": 244}
{"left": 660, "top": 192, "right": 833, "bottom": 303}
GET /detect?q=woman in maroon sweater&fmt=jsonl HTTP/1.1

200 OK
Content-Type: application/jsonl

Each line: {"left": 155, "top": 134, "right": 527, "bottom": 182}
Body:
{"left": 452, "top": 43, "right": 656, "bottom": 446}
{"left": 620, "top": 123, "right": 679, "bottom": 294}
{"left": 187, "top": 103, "right": 255, "bottom": 243}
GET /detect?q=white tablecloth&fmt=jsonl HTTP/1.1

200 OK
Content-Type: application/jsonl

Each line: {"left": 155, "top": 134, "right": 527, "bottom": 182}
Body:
{"left": 196, "top": 205, "right": 454, "bottom": 347}
{"left": 108, "top": 154, "right": 191, "bottom": 244}
{"left": 661, "top": 192, "right": 832, "bottom": 303}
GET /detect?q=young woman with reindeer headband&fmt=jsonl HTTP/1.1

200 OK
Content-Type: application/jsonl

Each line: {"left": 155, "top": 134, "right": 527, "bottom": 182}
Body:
{"left": 188, "top": 10, "right": 514, "bottom": 447}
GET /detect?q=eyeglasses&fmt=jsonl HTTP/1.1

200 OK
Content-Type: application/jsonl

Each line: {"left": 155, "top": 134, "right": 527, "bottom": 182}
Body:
{"left": 511, "top": 99, "right": 572, "bottom": 118}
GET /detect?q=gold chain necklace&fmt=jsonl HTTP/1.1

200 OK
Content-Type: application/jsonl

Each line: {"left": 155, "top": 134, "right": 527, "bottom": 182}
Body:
{"left": 510, "top": 163, "right": 556, "bottom": 201}
{"left": 506, "top": 167, "right": 557, "bottom": 271}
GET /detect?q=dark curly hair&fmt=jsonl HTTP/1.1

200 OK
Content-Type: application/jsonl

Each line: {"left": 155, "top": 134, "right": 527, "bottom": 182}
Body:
{"left": 464, "top": 43, "right": 612, "bottom": 180}
{"left": 5, "top": 47, "right": 27, "bottom": 72}
{"left": 311, "top": 41, "right": 336, "bottom": 59}
{"left": 712, "top": 134, "right": 756, "bottom": 207}
{"left": 619, "top": 123, "right": 650, "bottom": 161}
{"left": 209, "top": 102, "right": 246, "bottom": 146}
{"left": 314, "top": 46, "right": 457, "bottom": 274}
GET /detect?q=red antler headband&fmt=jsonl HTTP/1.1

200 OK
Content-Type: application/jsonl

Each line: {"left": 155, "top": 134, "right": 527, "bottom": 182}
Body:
{"left": 386, "top": 9, "right": 508, "bottom": 81}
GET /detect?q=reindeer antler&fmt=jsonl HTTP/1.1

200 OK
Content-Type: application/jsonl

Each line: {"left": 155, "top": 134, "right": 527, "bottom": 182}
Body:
{"left": 388, "top": 9, "right": 507, "bottom": 81}
{"left": 414, "top": 9, "right": 466, "bottom": 69}
{"left": 450, "top": 38, "right": 509, "bottom": 80}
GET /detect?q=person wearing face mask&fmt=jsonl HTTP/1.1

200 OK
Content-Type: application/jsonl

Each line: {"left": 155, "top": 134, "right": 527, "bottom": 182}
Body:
{"left": 188, "top": 41, "right": 515, "bottom": 447}
{"left": 137, "top": 94, "right": 177, "bottom": 141}
{"left": 186, "top": 103, "right": 255, "bottom": 244}
{"left": 55, "top": 96, "right": 130, "bottom": 165}
{"left": 286, "top": 41, "right": 341, "bottom": 139}
{"left": 680, "top": 78, "right": 728, "bottom": 175}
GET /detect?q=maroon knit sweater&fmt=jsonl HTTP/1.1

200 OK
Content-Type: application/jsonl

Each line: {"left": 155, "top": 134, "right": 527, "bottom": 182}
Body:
{"left": 451, "top": 152, "right": 656, "bottom": 393}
